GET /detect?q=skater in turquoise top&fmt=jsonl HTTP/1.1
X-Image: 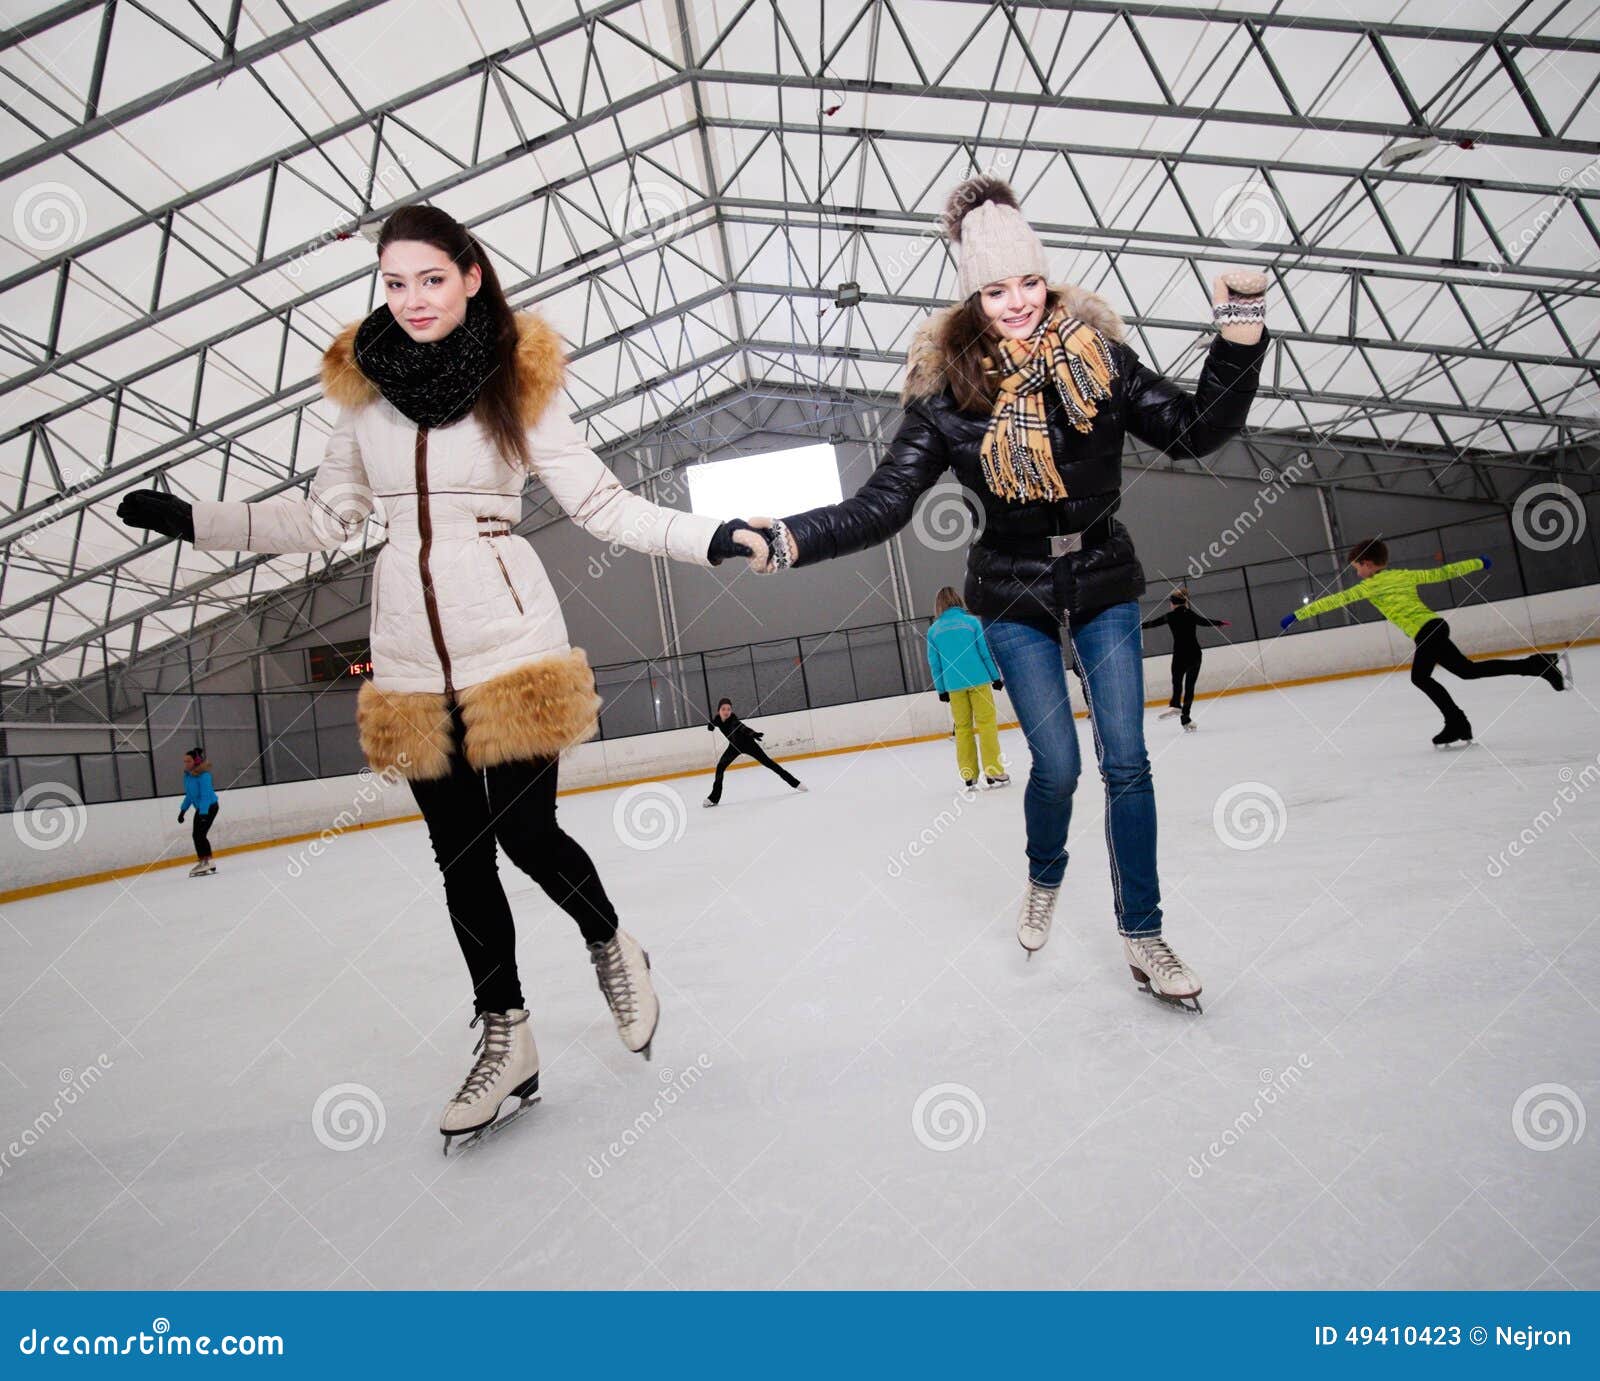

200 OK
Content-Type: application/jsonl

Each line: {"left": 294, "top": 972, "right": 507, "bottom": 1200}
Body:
{"left": 1283, "top": 537, "right": 1564, "bottom": 745}
{"left": 178, "top": 745, "right": 221, "bottom": 875}
{"left": 925, "top": 587, "right": 1009, "bottom": 789}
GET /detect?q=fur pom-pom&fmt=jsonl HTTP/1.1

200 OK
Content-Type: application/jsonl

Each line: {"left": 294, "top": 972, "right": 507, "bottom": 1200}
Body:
{"left": 941, "top": 175, "right": 1021, "bottom": 242}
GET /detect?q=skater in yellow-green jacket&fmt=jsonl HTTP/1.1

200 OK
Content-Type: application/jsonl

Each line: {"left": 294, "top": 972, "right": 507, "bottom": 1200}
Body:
{"left": 1282, "top": 537, "right": 1564, "bottom": 746}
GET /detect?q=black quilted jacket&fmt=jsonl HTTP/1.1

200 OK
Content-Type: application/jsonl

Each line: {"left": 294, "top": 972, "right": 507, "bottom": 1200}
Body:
{"left": 782, "top": 291, "right": 1270, "bottom": 627}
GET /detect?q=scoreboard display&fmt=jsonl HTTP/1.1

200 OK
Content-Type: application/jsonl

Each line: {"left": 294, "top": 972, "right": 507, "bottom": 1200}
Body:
{"left": 306, "top": 639, "right": 375, "bottom": 683}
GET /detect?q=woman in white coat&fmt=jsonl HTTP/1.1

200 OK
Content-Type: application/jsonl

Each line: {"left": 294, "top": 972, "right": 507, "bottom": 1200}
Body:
{"left": 118, "top": 204, "right": 768, "bottom": 1150}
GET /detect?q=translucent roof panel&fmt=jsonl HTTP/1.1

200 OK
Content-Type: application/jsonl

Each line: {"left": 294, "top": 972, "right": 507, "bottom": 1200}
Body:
{"left": 2, "top": 0, "right": 1597, "bottom": 689}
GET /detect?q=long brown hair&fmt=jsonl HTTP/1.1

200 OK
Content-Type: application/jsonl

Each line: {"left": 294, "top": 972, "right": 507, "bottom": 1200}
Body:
{"left": 376, "top": 205, "right": 529, "bottom": 468}
{"left": 939, "top": 286, "right": 1064, "bottom": 414}
{"left": 934, "top": 586, "right": 965, "bottom": 616}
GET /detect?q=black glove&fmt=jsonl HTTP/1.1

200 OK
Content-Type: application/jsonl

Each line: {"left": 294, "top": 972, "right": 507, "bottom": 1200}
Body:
{"left": 992, "top": 680, "right": 1004, "bottom": 691}
{"left": 938, "top": 691, "right": 950, "bottom": 702}
{"left": 706, "top": 520, "right": 764, "bottom": 566}
{"left": 118, "top": 490, "right": 194, "bottom": 543}
{"left": 177, "top": 812, "right": 186, "bottom": 823}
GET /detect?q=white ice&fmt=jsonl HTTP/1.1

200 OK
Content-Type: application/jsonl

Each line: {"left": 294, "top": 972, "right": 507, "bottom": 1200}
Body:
{"left": 2, "top": 648, "right": 1597, "bottom": 1290}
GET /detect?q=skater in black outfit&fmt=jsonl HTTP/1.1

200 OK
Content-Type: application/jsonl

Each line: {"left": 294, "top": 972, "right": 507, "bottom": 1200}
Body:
{"left": 1142, "top": 589, "right": 1230, "bottom": 730}
{"left": 704, "top": 698, "right": 806, "bottom": 806}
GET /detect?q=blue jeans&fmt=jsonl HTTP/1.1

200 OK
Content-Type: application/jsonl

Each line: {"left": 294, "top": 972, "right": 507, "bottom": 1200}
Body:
{"left": 982, "top": 601, "right": 1162, "bottom": 936}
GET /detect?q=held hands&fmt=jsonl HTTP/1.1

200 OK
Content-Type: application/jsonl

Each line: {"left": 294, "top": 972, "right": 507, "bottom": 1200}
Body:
{"left": 118, "top": 490, "right": 195, "bottom": 543}
{"left": 747, "top": 516, "right": 797, "bottom": 573}
{"left": 707, "top": 520, "right": 771, "bottom": 572}
{"left": 1213, "top": 270, "right": 1267, "bottom": 347}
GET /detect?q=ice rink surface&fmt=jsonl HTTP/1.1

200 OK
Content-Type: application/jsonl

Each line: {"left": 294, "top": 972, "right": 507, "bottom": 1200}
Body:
{"left": 3, "top": 648, "right": 1597, "bottom": 1290}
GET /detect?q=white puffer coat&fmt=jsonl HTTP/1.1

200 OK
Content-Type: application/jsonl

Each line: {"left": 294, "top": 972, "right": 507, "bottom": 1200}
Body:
{"left": 191, "top": 312, "right": 721, "bottom": 780}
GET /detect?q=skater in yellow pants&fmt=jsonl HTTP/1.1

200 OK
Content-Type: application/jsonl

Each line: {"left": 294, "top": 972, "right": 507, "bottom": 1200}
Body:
{"left": 926, "top": 586, "right": 1009, "bottom": 788}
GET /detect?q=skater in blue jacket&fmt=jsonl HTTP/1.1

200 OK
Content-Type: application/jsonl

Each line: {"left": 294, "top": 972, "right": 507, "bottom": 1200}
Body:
{"left": 178, "top": 745, "right": 220, "bottom": 876}
{"left": 925, "top": 587, "right": 1009, "bottom": 788}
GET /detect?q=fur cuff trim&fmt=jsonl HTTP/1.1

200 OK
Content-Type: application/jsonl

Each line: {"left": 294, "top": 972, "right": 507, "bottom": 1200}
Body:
{"left": 457, "top": 648, "right": 602, "bottom": 770}
{"left": 356, "top": 682, "right": 454, "bottom": 781}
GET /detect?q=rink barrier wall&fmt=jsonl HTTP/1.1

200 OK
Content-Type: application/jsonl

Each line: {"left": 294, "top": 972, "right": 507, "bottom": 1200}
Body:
{"left": 4, "top": 584, "right": 1594, "bottom": 901}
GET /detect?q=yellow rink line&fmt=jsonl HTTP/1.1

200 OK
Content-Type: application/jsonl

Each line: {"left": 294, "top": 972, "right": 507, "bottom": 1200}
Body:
{"left": 5, "top": 633, "right": 1592, "bottom": 906}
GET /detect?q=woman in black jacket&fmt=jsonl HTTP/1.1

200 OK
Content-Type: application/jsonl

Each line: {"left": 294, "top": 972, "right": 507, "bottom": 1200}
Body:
{"left": 749, "top": 177, "right": 1269, "bottom": 1012}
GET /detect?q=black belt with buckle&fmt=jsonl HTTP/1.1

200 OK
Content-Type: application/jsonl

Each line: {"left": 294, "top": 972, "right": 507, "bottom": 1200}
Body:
{"left": 977, "top": 518, "right": 1111, "bottom": 559}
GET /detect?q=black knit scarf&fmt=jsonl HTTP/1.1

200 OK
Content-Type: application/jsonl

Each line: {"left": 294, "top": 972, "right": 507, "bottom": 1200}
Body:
{"left": 353, "top": 293, "right": 499, "bottom": 429}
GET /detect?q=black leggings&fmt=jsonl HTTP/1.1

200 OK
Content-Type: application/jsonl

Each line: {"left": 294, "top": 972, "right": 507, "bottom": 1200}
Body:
{"left": 1411, "top": 618, "right": 1547, "bottom": 723}
{"left": 1169, "top": 652, "right": 1201, "bottom": 723}
{"left": 707, "top": 741, "right": 799, "bottom": 803}
{"left": 407, "top": 703, "right": 617, "bottom": 1014}
{"left": 192, "top": 803, "right": 218, "bottom": 861}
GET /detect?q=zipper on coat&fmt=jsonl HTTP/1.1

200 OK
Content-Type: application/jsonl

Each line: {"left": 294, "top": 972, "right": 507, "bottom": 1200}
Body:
{"left": 413, "top": 427, "right": 454, "bottom": 695}
{"left": 492, "top": 543, "right": 525, "bottom": 615}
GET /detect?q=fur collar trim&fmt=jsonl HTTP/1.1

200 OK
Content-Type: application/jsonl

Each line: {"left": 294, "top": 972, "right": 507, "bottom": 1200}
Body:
{"left": 320, "top": 311, "right": 568, "bottom": 427}
{"left": 901, "top": 283, "right": 1126, "bottom": 402}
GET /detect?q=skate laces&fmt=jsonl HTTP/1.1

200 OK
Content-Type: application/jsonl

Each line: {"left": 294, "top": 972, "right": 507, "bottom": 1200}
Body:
{"left": 591, "top": 938, "right": 638, "bottom": 1022}
{"left": 453, "top": 1010, "right": 522, "bottom": 1103}
{"left": 1133, "top": 936, "right": 1186, "bottom": 977}
{"left": 1021, "top": 885, "right": 1055, "bottom": 936}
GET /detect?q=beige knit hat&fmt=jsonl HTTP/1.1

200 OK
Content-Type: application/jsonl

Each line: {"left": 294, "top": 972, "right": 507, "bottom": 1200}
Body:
{"left": 942, "top": 175, "right": 1050, "bottom": 298}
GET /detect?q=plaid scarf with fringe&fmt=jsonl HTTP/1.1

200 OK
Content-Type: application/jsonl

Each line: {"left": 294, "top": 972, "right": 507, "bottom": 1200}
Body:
{"left": 978, "top": 305, "right": 1118, "bottom": 503}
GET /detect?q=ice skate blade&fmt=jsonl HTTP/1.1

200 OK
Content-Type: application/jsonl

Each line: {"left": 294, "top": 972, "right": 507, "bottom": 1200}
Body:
{"left": 442, "top": 1095, "right": 541, "bottom": 1155}
{"left": 1129, "top": 965, "right": 1203, "bottom": 1014}
{"left": 441, "top": 1074, "right": 543, "bottom": 1156}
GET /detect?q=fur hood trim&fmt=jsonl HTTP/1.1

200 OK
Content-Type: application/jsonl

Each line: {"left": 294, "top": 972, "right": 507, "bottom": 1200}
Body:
{"left": 355, "top": 649, "right": 602, "bottom": 781}
{"left": 320, "top": 311, "right": 568, "bottom": 428}
{"left": 901, "top": 283, "right": 1126, "bottom": 402}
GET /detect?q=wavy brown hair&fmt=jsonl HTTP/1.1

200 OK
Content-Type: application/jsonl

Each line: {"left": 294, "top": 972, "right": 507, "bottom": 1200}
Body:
{"left": 938, "top": 286, "right": 1063, "bottom": 414}
{"left": 377, "top": 205, "right": 529, "bottom": 468}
